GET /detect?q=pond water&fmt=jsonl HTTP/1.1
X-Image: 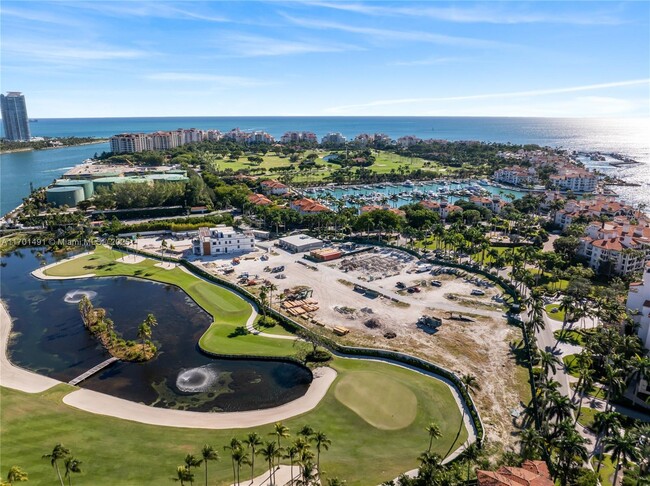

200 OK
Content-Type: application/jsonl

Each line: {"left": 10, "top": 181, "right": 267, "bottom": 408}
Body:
{"left": 1, "top": 249, "right": 312, "bottom": 412}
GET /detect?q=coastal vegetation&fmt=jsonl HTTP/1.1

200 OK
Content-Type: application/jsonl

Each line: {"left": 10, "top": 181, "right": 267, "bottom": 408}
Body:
{"left": 78, "top": 296, "right": 157, "bottom": 361}
{"left": 0, "top": 136, "right": 105, "bottom": 154}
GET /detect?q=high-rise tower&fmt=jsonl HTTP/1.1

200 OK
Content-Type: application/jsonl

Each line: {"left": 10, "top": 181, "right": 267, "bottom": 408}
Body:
{"left": 0, "top": 92, "right": 31, "bottom": 141}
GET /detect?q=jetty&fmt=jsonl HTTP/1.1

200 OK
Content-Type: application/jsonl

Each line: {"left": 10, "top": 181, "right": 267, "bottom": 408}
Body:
{"left": 68, "top": 357, "right": 120, "bottom": 386}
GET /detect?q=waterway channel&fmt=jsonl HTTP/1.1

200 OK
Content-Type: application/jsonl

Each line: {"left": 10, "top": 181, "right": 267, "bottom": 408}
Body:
{"left": 1, "top": 249, "right": 312, "bottom": 412}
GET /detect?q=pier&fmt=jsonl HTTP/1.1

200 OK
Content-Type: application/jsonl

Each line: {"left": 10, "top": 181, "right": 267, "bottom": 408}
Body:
{"left": 68, "top": 357, "right": 120, "bottom": 386}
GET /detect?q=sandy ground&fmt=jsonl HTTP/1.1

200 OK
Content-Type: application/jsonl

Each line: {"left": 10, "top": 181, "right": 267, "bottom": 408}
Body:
{"left": 62, "top": 367, "right": 337, "bottom": 429}
{"left": 231, "top": 465, "right": 304, "bottom": 486}
{"left": 115, "top": 254, "right": 146, "bottom": 264}
{"left": 0, "top": 301, "right": 62, "bottom": 393}
{"left": 193, "top": 244, "right": 524, "bottom": 447}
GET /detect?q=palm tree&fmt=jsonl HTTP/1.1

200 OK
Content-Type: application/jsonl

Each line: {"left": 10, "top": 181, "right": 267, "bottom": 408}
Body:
{"left": 243, "top": 433, "right": 263, "bottom": 483}
{"left": 605, "top": 430, "right": 640, "bottom": 486}
{"left": 425, "top": 421, "right": 442, "bottom": 453}
{"left": 259, "top": 287, "right": 268, "bottom": 319}
{"left": 231, "top": 448, "right": 250, "bottom": 486}
{"left": 460, "top": 442, "right": 482, "bottom": 481}
{"left": 537, "top": 349, "right": 562, "bottom": 380}
{"left": 137, "top": 322, "right": 151, "bottom": 354}
{"left": 266, "top": 282, "right": 278, "bottom": 309}
{"left": 224, "top": 438, "right": 243, "bottom": 485}
{"left": 42, "top": 443, "right": 71, "bottom": 486}
{"left": 555, "top": 423, "right": 588, "bottom": 486}
{"left": 311, "top": 431, "right": 331, "bottom": 477}
{"left": 298, "top": 425, "right": 314, "bottom": 440}
{"left": 518, "top": 427, "right": 545, "bottom": 460}
{"left": 172, "top": 465, "right": 193, "bottom": 485}
{"left": 297, "top": 461, "right": 318, "bottom": 486}
{"left": 259, "top": 441, "right": 281, "bottom": 485}
{"left": 271, "top": 421, "right": 290, "bottom": 448}
{"left": 63, "top": 457, "right": 82, "bottom": 486}
{"left": 183, "top": 454, "right": 202, "bottom": 486}
{"left": 284, "top": 443, "right": 300, "bottom": 485}
{"left": 200, "top": 445, "right": 218, "bottom": 486}
{"left": 593, "top": 411, "right": 622, "bottom": 473}
{"left": 5, "top": 466, "right": 28, "bottom": 484}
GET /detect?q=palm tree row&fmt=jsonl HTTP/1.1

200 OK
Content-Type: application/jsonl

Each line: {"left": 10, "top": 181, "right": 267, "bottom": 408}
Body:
{"left": 171, "top": 422, "right": 336, "bottom": 486}
{"left": 42, "top": 444, "right": 82, "bottom": 486}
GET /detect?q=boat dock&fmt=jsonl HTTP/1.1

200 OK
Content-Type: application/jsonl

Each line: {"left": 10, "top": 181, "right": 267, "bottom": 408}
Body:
{"left": 68, "top": 357, "right": 120, "bottom": 386}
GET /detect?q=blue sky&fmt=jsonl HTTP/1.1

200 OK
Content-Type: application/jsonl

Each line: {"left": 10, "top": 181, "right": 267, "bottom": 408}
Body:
{"left": 1, "top": 1, "right": 649, "bottom": 117}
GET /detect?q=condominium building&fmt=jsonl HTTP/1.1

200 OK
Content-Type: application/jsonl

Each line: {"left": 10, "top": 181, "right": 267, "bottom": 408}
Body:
{"left": 321, "top": 132, "right": 347, "bottom": 145}
{"left": 396, "top": 135, "right": 422, "bottom": 147}
{"left": 280, "top": 131, "right": 318, "bottom": 144}
{"left": 110, "top": 133, "right": 150, "bottom": 153}
{"left": 0, "top": 92, "right": 31, "bottom": 141}
{"left": 627, "top": 262, "right": 650, "bottom": 351}
{"left": 192, "top": 225, "right": 255, "bottom": 256}
{"left": 493, "top": 165, "right": 538, "bottom": 186}
{"left": 550, "top": 169, "right": 598, "bottom": 193}
{"left": 578, "top": 220, "right": 650, "bottom": 275}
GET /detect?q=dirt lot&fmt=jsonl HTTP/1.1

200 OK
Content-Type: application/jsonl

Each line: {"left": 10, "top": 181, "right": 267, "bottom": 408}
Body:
{"left": 184, "top": 242, "right": 527, "bottom": 448}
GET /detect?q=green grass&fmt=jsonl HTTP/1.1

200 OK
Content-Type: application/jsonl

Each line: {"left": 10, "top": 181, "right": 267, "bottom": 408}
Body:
{"left": 591, "top": 455, "right": 616, "bottom": 486}
{"left": 1, "top": 358, "right": 467, "bottom": 485}
{"left": 545, "top": 303, "right": 565, "bottom": 322}
{"left": 576, "top": 407, "right": 597, "bottom": 429}
{"left": 26, "top": 246, "right": 470, "bottom": 483}
{"left": 563, "top": 354, "right": 580, "bottom": 378}
{"left": 334, "top": 371, "right": 418, "bottom": 430}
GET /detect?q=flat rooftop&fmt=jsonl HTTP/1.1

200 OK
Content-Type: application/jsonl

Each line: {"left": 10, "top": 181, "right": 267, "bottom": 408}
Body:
{"left": 279, "top": 234, "right": 322, "bottom": 246}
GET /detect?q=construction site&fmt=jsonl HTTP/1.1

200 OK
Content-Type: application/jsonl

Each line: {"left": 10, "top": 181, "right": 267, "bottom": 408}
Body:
{"left": 192, "top": 241, "right": 530, "bottom": 448}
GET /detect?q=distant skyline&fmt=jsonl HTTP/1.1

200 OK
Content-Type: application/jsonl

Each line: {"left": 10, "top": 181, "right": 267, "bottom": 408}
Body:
{"left": 1, "top": 1, "right": 649, "bottom": 118}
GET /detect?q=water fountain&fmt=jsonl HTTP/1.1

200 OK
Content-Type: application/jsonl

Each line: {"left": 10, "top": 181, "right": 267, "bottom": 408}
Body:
{"left": 176, "top": 364, "right": 219, "bottom": 393}
{"left": 63, "top": 290, "right": 97, "bottom": 304}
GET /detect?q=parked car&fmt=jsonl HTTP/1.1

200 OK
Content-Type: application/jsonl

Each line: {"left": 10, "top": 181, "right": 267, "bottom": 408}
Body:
{"left": 471, "top": 289, "right": 485, "bottom": 296}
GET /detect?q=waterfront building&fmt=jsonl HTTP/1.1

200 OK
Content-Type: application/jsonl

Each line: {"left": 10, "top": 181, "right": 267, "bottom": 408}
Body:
{"left": 290, "top": 198, "right": 330, "bottom": 214}
{"left": 0, "top": 92, "right": 31, "bottom": 141}
{"left": 205, "top": 129, "right": 223, "bottom": 141}
{"left": 550, "top": 168, "right": 598, "bottom": 193}
{"left": 578, "top": 220, "right": 650, "bottom": 275}
{"left": 321, "top": 132, "right": 346, "bottom": 146}
{"left": 469, "top": 196, "right": 506, "bottom": 214}
{"left": 110, "top": 133, "right": 149, "bottom": 153}
{"left": 247, "top": 131, "right": 275, "bottom": 144}
{"left": 396, "top": 135, "right": 422, "bottom": 147}
{"left": 260, "top": 179, "right": 289, "bottom": 195}
{"left": 192, "top": 225, "right": 255, "bottom": 256}
{"left": 493, "top": 165, "right": 538, "bottom": 186}
{"left": 280, "top": 131, "right": 318, "bottom": 144}
{"left": 420, "top": 200, "right": 463, "bottom": 220}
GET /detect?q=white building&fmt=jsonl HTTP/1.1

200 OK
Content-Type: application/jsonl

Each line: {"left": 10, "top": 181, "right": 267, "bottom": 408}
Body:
{"left": 626, "top": 262, "right": 650, "bottom": 396}
{"left": 321, "top": 132, "right": 346, "bottom": 145}
{"left": 550, "top": 169, "right": 598, "bottom": 193}
{"left": 110, "top": 133, "right": 150, "bottom": 153}
{"left": 396, "top": 135, "right": 422, "bottom": 147}
{"left": 280, "top": 131, "right": 318, "bottom": 144}
{"left": 192, "top": 225, "right": 255, "bottom": 256}
{"left": 578, "top": 221, "right": 650, "bottom": 275}
{"left": 493, "top": 165, "right": 538, "bottom": 186}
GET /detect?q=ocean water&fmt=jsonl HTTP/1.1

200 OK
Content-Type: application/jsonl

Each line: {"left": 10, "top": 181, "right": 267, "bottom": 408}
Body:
{"left": 1, "top": 117, "right": 648, "bottom": 215}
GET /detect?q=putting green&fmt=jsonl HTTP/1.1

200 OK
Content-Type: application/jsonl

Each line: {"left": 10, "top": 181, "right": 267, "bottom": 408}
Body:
{"left": 334, "top": 371, "right": 417, "bottom": 430}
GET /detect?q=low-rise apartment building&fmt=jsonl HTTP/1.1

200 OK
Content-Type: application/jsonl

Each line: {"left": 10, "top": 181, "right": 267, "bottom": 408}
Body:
{"left": 493, "top": 165, "right": 538, "bottom": 186}
{"left": 290, "top": 198, "right": 330, "bottom": 214}
{"left": 260, "top": 179, "right": 289, "bottom": 195}
{"left": 192, "top": 225, "right": 255, "bottom": 256}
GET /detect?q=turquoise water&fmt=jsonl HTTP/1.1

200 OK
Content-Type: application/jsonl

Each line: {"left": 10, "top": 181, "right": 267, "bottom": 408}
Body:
{"left": 1, "top": 116, "right": 648, "bottom": 215}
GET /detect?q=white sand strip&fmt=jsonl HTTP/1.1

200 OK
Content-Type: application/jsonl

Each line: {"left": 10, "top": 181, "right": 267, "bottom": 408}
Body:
{"left": 115, "top": 255, "right": 146, "bottom": 264}
{"left": 154, "top": 261, "right": 177, "bottom": 270}
{"left": 231, "top": 465, "right": 305, "bottom": 486}
{"left": 31, "top": 250, "right": 95, "bottom": 280}
{"left": 62, "top": 366, "right": 336, "bottom": 429}
{"left": 0, "top": 301, "right": 61, "bottom": 393}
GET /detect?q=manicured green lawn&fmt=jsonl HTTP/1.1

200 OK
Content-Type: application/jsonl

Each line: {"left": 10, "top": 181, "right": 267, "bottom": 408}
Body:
{"left": 25, "top": 246, "right": 470, "bottom": 484}
{"left": 577, "top": 407, "right": 597, "bottom": 429}
{"left": 334, "top": 371, "right": 418, "bottom": 430}
{"left": 545, "top": 303, "right": 565, "bottom": 322}
{"left": 1, "top": 358, "right": 467, "bottom": 485}
{"left": 591, "top": 455, "right": 616, "bottom": 486}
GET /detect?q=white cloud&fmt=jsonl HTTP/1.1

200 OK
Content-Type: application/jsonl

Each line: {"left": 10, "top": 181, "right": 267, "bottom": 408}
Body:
{"left": 281, "top": 14, "right": 515, "bottom": 49}
{"left": 390, "top": 56, "right": 468, "bottom": 67}
{"left": 216, "top": 33, "right": 361, "bottom": 57}
{"left": 145, "top": 72, "right": 269, "bottom": 87}
{"left": 3, "top": 41, "right": 148, "bottom": 62}
{"left": 62, "top": 1, "right": 230, "bottom": 23}
{"left": 325, "top": 79, "right": 650, "bottom": 113}
{"left": 306, "top": 2, "right": 626, "bottom": 25}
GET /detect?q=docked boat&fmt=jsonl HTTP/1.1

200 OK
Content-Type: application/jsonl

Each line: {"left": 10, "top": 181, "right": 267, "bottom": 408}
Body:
{"left": 403, "top": 180, "right": 414, "bottom": 187}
